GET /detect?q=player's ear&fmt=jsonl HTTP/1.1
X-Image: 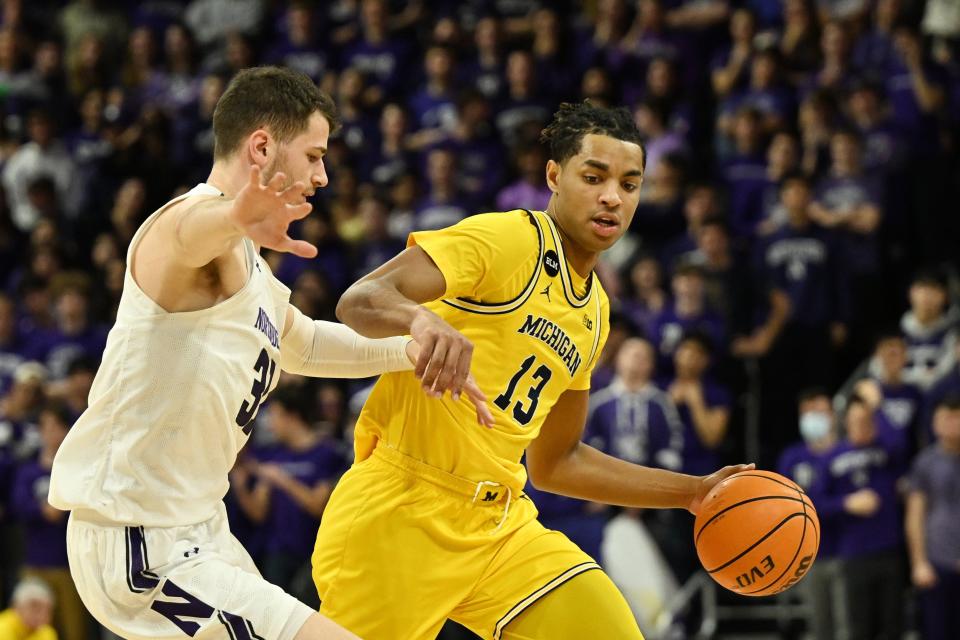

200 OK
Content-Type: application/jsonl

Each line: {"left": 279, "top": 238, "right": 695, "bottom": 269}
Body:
{"left": 247, "top": 129, "right": 271, "bottom": 168}
{"left": 545, "top": 159, "right": 561, "bottom": 193}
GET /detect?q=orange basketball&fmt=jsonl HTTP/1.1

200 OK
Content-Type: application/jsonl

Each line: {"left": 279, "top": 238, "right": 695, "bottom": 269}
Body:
{"left": 693, "top": 470, "right": 819, "bottom": 597}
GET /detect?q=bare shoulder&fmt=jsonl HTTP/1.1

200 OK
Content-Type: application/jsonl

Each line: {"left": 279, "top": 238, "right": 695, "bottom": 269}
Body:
{"left": 133, "top": 196, "right": 246, "bottom": 312}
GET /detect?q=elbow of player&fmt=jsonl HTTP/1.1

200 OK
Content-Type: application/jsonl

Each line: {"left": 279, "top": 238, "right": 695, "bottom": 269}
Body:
{"left": 335, "top": 288, "right": 358, "bottom": 325}
{"left": 526, "top": 461, "right": 557, "bottom": 493}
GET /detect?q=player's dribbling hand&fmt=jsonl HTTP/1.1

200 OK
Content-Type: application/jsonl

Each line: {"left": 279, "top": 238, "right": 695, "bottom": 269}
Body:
{"left": 410, "top": 307, "right": 474, "bottom": 400}
{"left": 229, "top": 165, "right": 316, "bottom": 258}
{"left": 688, "top": 463, "right": 756, "bottom": 515}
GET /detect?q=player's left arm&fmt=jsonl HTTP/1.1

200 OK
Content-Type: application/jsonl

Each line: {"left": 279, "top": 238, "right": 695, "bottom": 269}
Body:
{"left": 281, "top": 304, "right": 494, "bottom": 424}
{"left": 280, "top": 304, "right": 413, "bottom": 379}
{"left": 526, "top": 389, "right": 752, "bottom": 514}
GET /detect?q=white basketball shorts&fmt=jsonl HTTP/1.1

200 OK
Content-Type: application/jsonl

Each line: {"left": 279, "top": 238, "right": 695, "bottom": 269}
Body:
{"left": 66, "top": 506, "right": 314, "bottom": 639}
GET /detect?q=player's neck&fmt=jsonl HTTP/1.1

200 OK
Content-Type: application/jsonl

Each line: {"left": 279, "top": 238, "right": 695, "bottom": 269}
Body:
{"left": 545, "top": 210, "right": 598, "bottom": 278}
{"left": 206, "top": 158, "right": 249, "bottom": 198}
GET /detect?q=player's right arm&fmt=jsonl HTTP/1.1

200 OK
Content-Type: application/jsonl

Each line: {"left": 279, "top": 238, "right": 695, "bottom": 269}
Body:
{"left": 162, "top": 166, "right": 316, "bottom": 268}
{"left": 337, "top": 212, "right": 527, "bottom": 399}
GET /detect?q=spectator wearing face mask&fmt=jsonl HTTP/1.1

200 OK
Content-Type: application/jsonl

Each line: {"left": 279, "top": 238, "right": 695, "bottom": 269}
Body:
{"left": 822, "top": 394, "right": 908, "bottom": 640}
{"left": 777, "top": 388, "right": 844, "bottom": 640}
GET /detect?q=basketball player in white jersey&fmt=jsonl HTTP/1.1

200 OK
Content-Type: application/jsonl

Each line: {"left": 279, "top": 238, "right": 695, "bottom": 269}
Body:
{"left": 48, "top": 66, "right": 491, "bottom": 640}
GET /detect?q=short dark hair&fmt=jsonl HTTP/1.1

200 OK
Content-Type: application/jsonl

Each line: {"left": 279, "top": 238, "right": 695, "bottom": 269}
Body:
{"left": 678, "top": 329, "right": 713, "bottom": 357}
{"left": 779, "top": 170, "right": 811, "bottom": 193}
{"left": 911, "top": 266, "right": 947, "bottom": 290}
{"left": 41, "top": 401, "right": 73, "bottom": 430}
{"left": 268, "top": 385, "right": 312, "bottom": 424}
{"left": 797, "top": 387, "right": 829, "bottom": 406}
{"left": 539, "top": 101, "right": 646, "bottom": 169}
{"left": 873, "top": 328, "right": 905, "bottom": 348}
{"left": 212, "top": 66, "right": 339, "bottom": 160}
{"left": 935, "top": 394, "right": 960, "bottom": 412}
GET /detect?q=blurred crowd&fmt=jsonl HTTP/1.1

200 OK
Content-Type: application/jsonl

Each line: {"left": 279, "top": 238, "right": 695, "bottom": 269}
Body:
{"left": 0, "top": 0, "right": 959, "bottom": 638}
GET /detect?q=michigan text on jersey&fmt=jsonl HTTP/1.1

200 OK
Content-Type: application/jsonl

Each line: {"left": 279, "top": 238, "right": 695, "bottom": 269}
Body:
{"left": 517, "top": 314, "right": 582, "bottom": 376}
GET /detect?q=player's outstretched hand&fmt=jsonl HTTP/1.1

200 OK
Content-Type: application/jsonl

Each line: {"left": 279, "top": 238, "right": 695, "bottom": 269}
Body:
{"left": 229, "top": 165, "right": 316, "bottom": 258}
{"left": 688, "top": 463, "right": 756, "bottom": 515}
{"left": 410, "top": 306, "right": 474, "bottom": 401}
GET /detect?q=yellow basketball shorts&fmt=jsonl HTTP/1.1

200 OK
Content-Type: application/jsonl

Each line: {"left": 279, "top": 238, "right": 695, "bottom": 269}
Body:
{"left": 311, "top": 445, "right": 603, "bottom": 640}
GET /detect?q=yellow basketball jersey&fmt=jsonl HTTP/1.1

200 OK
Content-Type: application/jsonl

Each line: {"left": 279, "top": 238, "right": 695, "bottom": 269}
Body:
{"left": 353, "top": 209, "right": 610, "bottom": 490}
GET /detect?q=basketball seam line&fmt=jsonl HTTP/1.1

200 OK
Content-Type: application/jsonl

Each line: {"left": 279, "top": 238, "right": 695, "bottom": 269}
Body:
{"left": 694, "top": 495, "right": 810, "bottom": 544}
{"left": 733, "top": 473, "right": 808, "bottom": 494}
{"left": 743, "top": 489, "right": 810, "bottom": 595}
{"left": 704, "top": 512, "right": 816, "bottom": 574}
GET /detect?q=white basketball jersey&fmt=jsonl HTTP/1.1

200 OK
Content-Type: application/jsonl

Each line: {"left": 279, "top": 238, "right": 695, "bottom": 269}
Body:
{"left": 49, "top": 184, "right": 291, "bottom": 527}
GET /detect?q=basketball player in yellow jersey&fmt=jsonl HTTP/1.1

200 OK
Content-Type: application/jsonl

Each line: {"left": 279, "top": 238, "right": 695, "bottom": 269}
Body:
{"left": 313, "top": 102, "right": 753, "bottom": 639}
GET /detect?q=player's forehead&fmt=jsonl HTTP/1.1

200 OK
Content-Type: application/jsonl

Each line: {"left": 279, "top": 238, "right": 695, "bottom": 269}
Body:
{"left": 568, "top": 133, "right": 644, "bottom": 176}
{"left": 287, "top": 111, "right": 330, "bottom": 150}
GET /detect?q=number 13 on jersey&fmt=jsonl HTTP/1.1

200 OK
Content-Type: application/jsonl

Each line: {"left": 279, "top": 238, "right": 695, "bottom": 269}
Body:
{"left": 494, "top": 355, "right": 553, "bottom": 426}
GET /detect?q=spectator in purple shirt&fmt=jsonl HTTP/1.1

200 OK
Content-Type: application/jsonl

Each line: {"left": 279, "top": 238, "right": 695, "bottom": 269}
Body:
{"left": 33, "top": 287, "right": 107, "bottom": 381}
{"left": 493, "top": 50, "right": 551, "bottom": 148}
{"left": 756, "top": 130, "right": 801, "bottom": 237}
{"left": 633, "top": 97, "right": 688, "bottom": 179}
{"left": 341, "top": 0, "right": 411, "bottom": 103}
{"left": 660, "top": 183, "right": 721, "bottom": 271}
{"left": 756, "top": 172, "right": 847, "bottom": 372}
{"left": 264, "top": 2, "right": 330, "bottom": 83}
{"left": 899, "top": 269, "right": 959, "bottom": 392}
{"left": 529, "top": 7, "right": 576, "bottom": 100}
{"left": 334, "top": 66, "right": 377, "bottom": 156}
{"left": 719, "top": 107, "right": 768, "bottom": 238}
{"left": 230, "top": 386, "right": 346, "bottom": 608}
{"left": 777, "top": 387, "right": 844, "bottom": 640}
{"left": 845, "top": 78, "right": 905, "bottom": 176}
{"left": 413, "top": 147, "right": 471, "bottom": 231}
{"left": 665, "top": 330, "right": 731, "bottom": 477}
{"left": 851, "top": 0, "right": 900, "bottom": 81}
{"left": 460, "top": 15, "right": 504, "bottom": 101}
{"left": 847, "top": 332, "right": 924, "bottom": 455}
{"left": 779, "top": 0, "right": 821, "bottom": 78}
{"left": 649, "top": 263, "right": 726, "bottom": 376}
{"left": 408, "top": 44, "right": 459, "bottom": 133}
{"left": 721, "top": 48, "right": 795, "bottom": 136}
{"left": 905, "top": 395, "right": 960, "bottom": 640}
{"left": 495, "top": 144, "right": 552, "bottom": 213}
{"left": 811, "top": 129, "right": 883, "bottom": 361}
{"left": 440, "top": 90, "right": 505, "bottom": 209}
{"left": 586, "top": 337, "right": 684, "bottom": 472}
{"left": 618, "top": 0, "right": 685, "bottom": 93}
{"left": 822, "top": 394, "right": 907, "bottom": 640}
{"left": 360, "top": 102, "right": 416, "bottom": 187}
{"left": 11, "top": 401, "right": 88, "bottom": 640}
{"left": 711, "top": 7, "right": 757, "bottom": 101}
{"left": 620, "top": 253, "right": 668, "bottom": 337}
{"left": 0, "top": 293, "right": 30, "bottom": 395}
{"left": 803, "top": 20, "right": 855, "bottom": 97}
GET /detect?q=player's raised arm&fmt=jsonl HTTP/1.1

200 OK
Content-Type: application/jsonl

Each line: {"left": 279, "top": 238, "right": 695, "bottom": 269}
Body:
{"left": 336, "top": 244, "right": 475, "bottom": 400}
{"left": 154, "top": 166, "right": 315, "bottom": 271}
{"left": 525, "top": 388, "right": 753, "bottom": 514}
